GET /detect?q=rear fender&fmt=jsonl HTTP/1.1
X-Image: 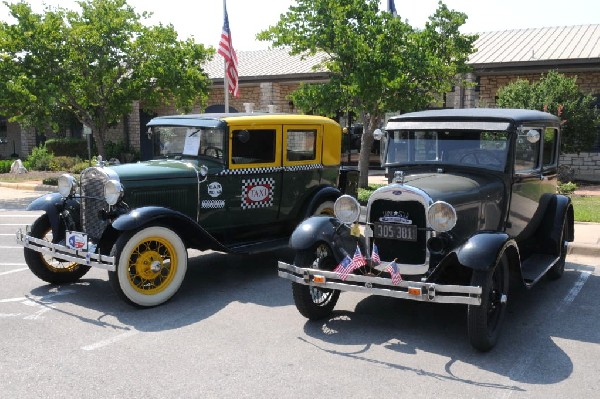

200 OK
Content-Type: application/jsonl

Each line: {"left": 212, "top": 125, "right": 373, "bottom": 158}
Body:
{"left": 535, "top": 195, "right": 574, "bottom": 255}
{"left": 110, "top": 206, "right": 227, "bottom": 252}
{"left": 289, "top": 216, "right": 359, "bottom": 262}
{"left": 455, "top": 232, "right": 518, "bottom": 272}
{"left": 301, "top": 186, "right": 341, "bottom": 218}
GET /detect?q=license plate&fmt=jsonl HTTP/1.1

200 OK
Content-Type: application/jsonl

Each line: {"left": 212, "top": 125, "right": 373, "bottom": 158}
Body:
{"left": 66, "top": 231, "right": 88, "bottom": 250}
{"left": 373, "top": 223, "right": 417, "bottom": 241}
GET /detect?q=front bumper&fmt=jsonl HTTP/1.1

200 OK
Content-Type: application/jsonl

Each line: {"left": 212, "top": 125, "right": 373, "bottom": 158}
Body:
{"left": 278, "top": 261, "right": 482, "bottom": 306}
{"left": 16, "top": 228, "right": 116, "bottom": 271}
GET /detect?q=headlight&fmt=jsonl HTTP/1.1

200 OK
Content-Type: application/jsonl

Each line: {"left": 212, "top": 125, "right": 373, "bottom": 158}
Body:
{"left": 57, "top": 174, "right": 77, "bottom": 197}
{"left": 104, "top": 179, "right": 124, "bottom": 206}
{"left": 334, "top": 195, "right": 361, "bottom": 224}
{"left": 427, "top": 201, "right": 457, "bottom": 232}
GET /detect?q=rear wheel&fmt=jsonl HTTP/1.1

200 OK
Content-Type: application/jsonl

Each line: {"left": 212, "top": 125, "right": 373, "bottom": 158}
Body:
{"left": 24, "top": 214, "right": 91, "bottom": 284}
{"left": 292, "top": 243, "right": 340, "bottom": 320}
{"left": 468, "top": 254, "right": 509, "bottom": 352}
{"left": 547, "top": 220, "right": 568, "bottom": 280}
{"left": 109, "top": 226, "right": 187, "bottom": 307}
{"left": 312, "top": 200, "right": 335, "bottom": 216}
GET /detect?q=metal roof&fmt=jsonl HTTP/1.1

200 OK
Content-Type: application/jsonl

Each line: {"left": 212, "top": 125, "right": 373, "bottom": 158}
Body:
{"left": 390, "top": 108, "right": 561, "bottom": 124}
{"left": 204, "top": 47, "right": 329, "bottom": 80}
{"left": 204, "top": 25, "right": 600, "bottom": 80}
{"left": 469, "top": 24, "right": 600, "bottom": 67}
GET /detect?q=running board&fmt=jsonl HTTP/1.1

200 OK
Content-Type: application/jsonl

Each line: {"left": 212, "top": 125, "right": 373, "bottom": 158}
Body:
{"left": 521, "top": 253, "right": 560, "bottom": 287}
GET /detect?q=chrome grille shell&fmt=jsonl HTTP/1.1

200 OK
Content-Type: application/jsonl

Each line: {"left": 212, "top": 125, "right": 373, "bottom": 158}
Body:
{"left": 365, "top": 184, "right": 434, "bottom": 275}
{"left": 80, "top": 167, "right": 118, "bottom": 240}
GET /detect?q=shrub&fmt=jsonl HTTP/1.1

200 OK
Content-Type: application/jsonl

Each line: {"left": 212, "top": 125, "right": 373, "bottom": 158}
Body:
{"left": 0, "top": 160, "right": 12, "bottom": 173}
{"left": 42, "top": 177, "right": 59, "bottom": 186}
{"left": 49, "top": 156, "right": 80, "bottom": 172}
{"left": 558, "top": 181, "right": 577, "bottom": 195}
{"left": 26, "top": 145, "right": 54, "bottom": 171}
{"left": 357, "top": 184, "right": 385, "bottom": 204}
{"left": 45, "top": 138, "right": 88, "bottom": 157}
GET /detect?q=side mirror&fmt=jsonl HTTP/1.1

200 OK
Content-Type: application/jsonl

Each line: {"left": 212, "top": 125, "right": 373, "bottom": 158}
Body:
{"left": 373, "top": 128, "right": 384, "bottom": 141}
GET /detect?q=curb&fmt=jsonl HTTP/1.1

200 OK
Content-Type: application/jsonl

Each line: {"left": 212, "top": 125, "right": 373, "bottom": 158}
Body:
{"left": 0, "top": 181, "right": 56, "bottom": 192}
{"left": 567, "top": 242, "right": 600, "bottom": 257}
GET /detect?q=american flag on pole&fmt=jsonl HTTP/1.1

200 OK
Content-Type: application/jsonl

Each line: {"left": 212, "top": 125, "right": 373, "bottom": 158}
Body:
{"left": 371, "top": 242, "right": 381, "bottom": 264}
{"left": 333, "top": 255, "right": 353, "bottom": 281}
{"left": 386, "top": 260, "right": 402, "bottom": 285}
{"left": 218, "top": 1, "right": 239, "bottom": 97}
{"left": 349, "top": 245, "right": 367, "bottom": 270}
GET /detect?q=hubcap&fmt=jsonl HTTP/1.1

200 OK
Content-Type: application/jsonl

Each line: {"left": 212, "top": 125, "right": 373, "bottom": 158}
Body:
{"left": 126, "top": 237, "right": 177, "bottom": 294}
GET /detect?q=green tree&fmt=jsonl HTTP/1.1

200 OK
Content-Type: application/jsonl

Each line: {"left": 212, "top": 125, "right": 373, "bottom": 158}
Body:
{"left": 0, "top": 0, "right": 214, "bottom": 157}
{"left": 258, "top": 0, "right": 476, "bottom": 186}
{"left": 496, "top": 70, "right": 599, "bottom": 154}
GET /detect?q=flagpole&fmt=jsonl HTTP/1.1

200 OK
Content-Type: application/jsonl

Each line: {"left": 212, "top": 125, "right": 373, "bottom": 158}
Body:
{"left": 223, "top": 0, "right": 229, "bottom": 113}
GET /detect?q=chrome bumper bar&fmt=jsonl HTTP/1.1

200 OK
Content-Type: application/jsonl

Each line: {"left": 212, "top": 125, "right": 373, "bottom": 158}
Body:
{"left": 16, "top": 228, "right": 116, "bottom": 271}
{"left": 278, "top": 261, "right": 482, "bottom": 306}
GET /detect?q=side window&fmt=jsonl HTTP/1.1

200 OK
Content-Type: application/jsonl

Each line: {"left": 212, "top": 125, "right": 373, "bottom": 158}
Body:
{"left": 543, "top": 127, "right": 558, "bottom": 167}
{"left": 231, "top": 129, "right": 276, "bottom": 164}
{"left": 286, "top": 129, "right": 316, "bottom": 162}
{"left": 515, "top": 128, "right": 541, "bottom": 172}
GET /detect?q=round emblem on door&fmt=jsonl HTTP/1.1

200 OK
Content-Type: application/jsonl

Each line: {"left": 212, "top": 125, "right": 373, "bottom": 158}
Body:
{"left": 208, "top": 182, "right": 222, "bottom": 198}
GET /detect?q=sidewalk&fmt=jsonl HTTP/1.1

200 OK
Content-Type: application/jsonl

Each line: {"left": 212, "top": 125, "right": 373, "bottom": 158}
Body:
{"left": 1, "top": 171, "right": 599, "bottom": 258}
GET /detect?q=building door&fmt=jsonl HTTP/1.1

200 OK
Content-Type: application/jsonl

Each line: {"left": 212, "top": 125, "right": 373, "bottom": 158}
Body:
{"left": 139, "top": 110, "right": 157, "bottom": 161}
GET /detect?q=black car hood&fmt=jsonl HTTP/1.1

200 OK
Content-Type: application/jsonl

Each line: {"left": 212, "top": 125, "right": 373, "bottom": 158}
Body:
{"left": 402, "top": 172, "right": 504, "bottom": 206}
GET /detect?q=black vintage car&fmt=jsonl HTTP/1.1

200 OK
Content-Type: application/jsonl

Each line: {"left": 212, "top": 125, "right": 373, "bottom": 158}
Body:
{"left": 278, "top": 108, "right": 574, "bottom": 351}
{"left": 16, "top": 113, "right": 358, "bottom": 307}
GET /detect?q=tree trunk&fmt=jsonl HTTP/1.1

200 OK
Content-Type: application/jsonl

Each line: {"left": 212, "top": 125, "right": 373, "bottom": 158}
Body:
{"left": 357, "top": 113, "right": 381, "bottom": 188}
{"left": 92, "top": 128, "right": 106, "bottom": 159}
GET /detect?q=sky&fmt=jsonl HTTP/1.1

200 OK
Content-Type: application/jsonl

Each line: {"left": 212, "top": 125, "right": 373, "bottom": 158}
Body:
{"left": 0, "top": 0, "right": 598, "bottom": 51}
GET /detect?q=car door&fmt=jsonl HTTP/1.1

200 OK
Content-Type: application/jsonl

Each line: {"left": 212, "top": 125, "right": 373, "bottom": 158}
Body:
{"left": 507, "top": 125, "right": 557, "bottom": 238}
{"left": 220, "top": 123, "right": 284, "bottom": 242}
{"left": 279, "top": 124, "right": 323, "bottom": 223}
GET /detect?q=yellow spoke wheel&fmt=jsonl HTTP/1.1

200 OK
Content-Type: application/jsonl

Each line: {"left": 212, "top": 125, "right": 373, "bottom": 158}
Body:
{"left": 110, "top": 226, "right": 187, "bottom": 307}
{"left": 126, "top": 236, "right": 178, "bottom": 295}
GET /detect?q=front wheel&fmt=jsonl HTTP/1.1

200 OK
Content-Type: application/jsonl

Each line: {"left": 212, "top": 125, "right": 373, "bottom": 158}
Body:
{"left": 109, "top": 226, "right": 187, "bottom": 307}
{"left": 24, "top": 214, "right": 91, "bottom": 284}
{"left": 467, "top": 254, "right": 509, "bottom": 352}
{"left": 291, "top": 243, "right": 340, "bottom": 320}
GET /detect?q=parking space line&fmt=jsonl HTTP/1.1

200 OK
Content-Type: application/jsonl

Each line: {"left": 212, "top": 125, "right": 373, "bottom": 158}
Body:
{"left": 0, "top": 246, "right": 21, "bottom": 249}
{"left": 81, "top": 330, "right": 139, "bottom": 351}
{"left": 0, "top": 268, "right": 28, "bottom": 276}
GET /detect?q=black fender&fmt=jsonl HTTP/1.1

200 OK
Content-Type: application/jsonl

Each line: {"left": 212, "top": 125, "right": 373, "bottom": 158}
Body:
{"left": 110, "top": 206, "right": 227, "bottom": 252}
{"left": 301, "top": 186, "right": 342, "bottom": 219}
{"left": 455, "top": 232, "right": 518, "bottom": 272}
{"left": 535, "top": 194, "right": 574, "bottom": 255}
{"left": 26, "top": 193, "right": 80, "bottom": 243}
{"left": 289, "top": 216, "right": 362, "bottom": 262}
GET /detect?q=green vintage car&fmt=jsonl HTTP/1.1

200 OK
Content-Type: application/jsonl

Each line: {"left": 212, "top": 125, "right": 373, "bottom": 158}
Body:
{"left": 16, "top": 113, "right": 357, "bottom": 307}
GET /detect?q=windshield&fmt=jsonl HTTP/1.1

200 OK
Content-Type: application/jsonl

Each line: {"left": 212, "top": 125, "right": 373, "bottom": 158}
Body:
{"left": 151, "top": 126, "right": 225, "bottom": 161}
{"left": 384, "top": 130, "right": 509, "bottom": 171}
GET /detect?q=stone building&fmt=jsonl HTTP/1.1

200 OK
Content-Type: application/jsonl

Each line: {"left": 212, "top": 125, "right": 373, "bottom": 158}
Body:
{"left": 2, "top": 24, "right": 599, "bottom": 179}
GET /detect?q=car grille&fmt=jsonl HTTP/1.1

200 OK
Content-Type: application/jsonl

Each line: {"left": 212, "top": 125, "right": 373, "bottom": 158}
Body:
{"left": 368, "top": 199, "right": 427, "bottom": 264}
{"left": 80, "top": 167, "right": 110, "bottom": 241}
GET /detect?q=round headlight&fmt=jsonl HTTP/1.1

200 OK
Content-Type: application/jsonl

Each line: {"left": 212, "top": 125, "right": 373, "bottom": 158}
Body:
{"left": 334, "top": 195, "right": 361, "bottom": 224}
{"left": 104, "top": 179, "right": 124, "bottom": 206}
{"left": 427, "top": 201, "right": 457, "bottom": 232}
{"left": 57, "top": 174, "right": 77, "bottom": 197}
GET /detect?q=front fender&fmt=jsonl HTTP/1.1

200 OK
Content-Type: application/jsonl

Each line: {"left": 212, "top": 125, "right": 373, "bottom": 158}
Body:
{"left": 455, "top": 232, "right": 517, "bottom": 272}
{"left": 289, "top": 216, "right": 361, "bottom": 262}
{"left": 110, "top": 206, "right": 226, "bottom": 252}
{"left": 26, "top": 193, "right": 80, "bottom": 242}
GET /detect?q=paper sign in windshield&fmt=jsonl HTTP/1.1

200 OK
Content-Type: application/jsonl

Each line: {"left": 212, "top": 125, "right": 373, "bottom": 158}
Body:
{"left": 183, "top": 128, "right": 201, "bottom": 156}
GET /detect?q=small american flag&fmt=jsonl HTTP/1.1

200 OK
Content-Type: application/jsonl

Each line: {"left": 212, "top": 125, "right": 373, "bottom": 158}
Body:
{"left": 386, "top": 260, "right": 402, "bottom": 285}
{"left": 333, "top": 255, "right": 353, "bottom": 281}
{"left": 371, "top": 242, "right": 381, "bottom": 264}
{"left": 217, "top": 1, "right": 239, "bottom": 97}
{"left": 349, "top": 245, "right": 367, "bottom": 270}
